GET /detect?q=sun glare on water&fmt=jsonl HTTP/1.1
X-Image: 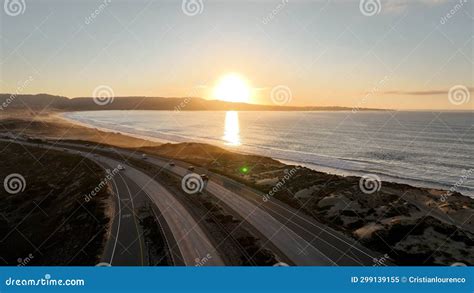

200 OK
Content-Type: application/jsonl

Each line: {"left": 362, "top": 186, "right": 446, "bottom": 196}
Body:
{"left": 223, "top": 111, "right": 241, "bottom": 146}
{"left": 213, "top": 73, "right": 251, "bottom": 103}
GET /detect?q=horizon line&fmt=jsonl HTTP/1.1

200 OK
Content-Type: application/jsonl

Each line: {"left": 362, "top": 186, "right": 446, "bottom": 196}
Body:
{"left": 2, "top": 92, "right": 473, "bottom": 112}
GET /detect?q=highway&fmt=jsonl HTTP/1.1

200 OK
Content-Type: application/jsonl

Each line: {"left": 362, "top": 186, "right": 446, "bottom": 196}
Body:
{"left": 95, "top": 158, "right": 148, "bottom": 266}
{"left": 89, "top": 155, "right": 225, "bottom": 266}
{"left": 55, "top": 141, "right": 382, "bottom": 266}
{"left": 143, "top": 154, "right": 379, "bottom": 266}
{"left": 3, "top": 139, "right": 225, "bottom": 266}
{"left": 211, "top": 174, "right": 378, "bottom": 265}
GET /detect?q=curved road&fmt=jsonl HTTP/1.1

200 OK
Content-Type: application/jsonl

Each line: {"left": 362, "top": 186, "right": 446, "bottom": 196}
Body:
{"left": 96, "top": 161, "right": 148, "bottom": 266}
{"left": 87, "top": 154, "right": 225, "bottom": 266}
{"left": 3, "top": 139, "right": 225, "bottom": 266}
{"left": 143, "top": 155, "right": 378, "bottom": 266}
{"left": 56, "top": 141, "right": 382, "bottom": 266}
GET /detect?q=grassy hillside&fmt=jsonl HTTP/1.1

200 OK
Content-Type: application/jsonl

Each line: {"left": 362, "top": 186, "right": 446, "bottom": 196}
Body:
{"left": 0, "top": 141, "right": 112, "bottom": 265}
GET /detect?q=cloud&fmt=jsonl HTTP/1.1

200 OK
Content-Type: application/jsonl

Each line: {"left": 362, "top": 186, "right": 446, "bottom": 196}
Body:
{"left": 383, "top": 87, "right": 474, "bottom": 96}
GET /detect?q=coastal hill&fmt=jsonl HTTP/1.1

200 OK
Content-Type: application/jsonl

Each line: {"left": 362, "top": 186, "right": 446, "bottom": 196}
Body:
{"left": 0, "top": 94, "right": 384, "bottom": 112}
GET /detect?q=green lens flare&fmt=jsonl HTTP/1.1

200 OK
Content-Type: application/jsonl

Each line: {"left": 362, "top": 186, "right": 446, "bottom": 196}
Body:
{"left": 239, "top": 166, "right": 249, "bottom": 174}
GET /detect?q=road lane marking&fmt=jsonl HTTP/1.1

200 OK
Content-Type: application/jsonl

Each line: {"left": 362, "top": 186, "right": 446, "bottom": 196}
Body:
{"left": 118, "top": 172, "right": 146, "bottom": 266}
{"left": 108, "top": 174, "right": 122, "bottom": 265}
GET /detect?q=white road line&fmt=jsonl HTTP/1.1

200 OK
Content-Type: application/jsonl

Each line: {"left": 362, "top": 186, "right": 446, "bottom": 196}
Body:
{"left": 117, "top": 171, "right": 145, "bottom": 265}
{"left": 98, "top": 156, "right": 225, "bottom": 266}
{"left": 108, "top": 174, "right": 122, "bottom": 265}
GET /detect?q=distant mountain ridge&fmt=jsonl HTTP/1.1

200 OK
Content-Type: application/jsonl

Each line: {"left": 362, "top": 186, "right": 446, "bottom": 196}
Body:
{"left": 0, "top": 94, "right": 385, "bottom": 112}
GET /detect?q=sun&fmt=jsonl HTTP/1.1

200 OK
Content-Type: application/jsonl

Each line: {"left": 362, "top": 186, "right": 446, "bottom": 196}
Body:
{"left": 213, "top": 73, "right": 251, "bottom": 103}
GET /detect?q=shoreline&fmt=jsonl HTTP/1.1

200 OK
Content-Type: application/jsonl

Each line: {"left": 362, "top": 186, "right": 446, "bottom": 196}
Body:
{"left": 59, "top": 111, "right": 474, "bottom": 199}
{"left": 57, "top": 113, "right": 169, "bottom": 145}
{"left": 2, "top": 110, "right": 474, "bottom": 265}
{"left": 280, "top": 159, "right": 474, "bottom": 199}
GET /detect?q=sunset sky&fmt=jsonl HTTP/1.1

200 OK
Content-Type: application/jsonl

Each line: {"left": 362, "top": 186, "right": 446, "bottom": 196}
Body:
{"left": 1, "top": 0, "right": 473, "bottom": 110}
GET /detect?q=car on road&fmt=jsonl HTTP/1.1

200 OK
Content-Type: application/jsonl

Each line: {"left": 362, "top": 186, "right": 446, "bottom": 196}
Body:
{"left": 200, "top": 174, "right": 209, "bottom": 181}
{"left": 188, "top": 166, "right": 195, "bottom": 171}
{"left": 169, "top": 162, "right": 175, "bottom": 167}
{"left": 142, "top": 154, "right": 147, "bottom": 160}
{"left": 118, "top": 165, "right": 125, "bottom": 171}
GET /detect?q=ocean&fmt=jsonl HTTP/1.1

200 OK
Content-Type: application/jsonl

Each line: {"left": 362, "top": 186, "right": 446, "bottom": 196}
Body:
{"left": 63, "top": 110, "right": 474, "bottom": 197}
